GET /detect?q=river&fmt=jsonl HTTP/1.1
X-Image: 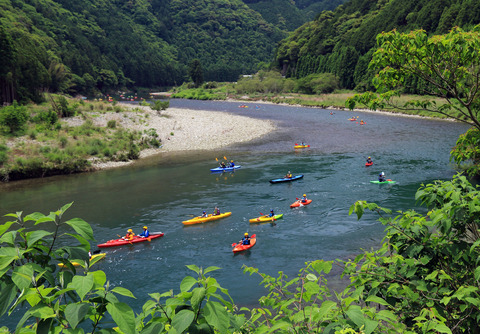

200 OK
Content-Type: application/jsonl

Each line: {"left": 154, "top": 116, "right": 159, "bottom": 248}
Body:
{"left": 0, "top": 99, "right": 470, "bottom": 327}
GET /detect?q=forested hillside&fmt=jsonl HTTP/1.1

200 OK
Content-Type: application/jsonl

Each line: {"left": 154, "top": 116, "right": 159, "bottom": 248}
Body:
{"left": 275, "top": 0, "right": 480, "bottom": 91}
{"left": 2, "top": 0, "right": 342, "bottom": 104}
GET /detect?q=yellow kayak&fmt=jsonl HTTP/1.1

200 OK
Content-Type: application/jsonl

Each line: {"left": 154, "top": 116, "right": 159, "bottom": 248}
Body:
{"left": 249, "top": 214, "right": 283, "bottom": 223}
{"left": 58, "top": 253, "right": 106, "bottom": 267}
{"left": 182, "top": 212, "right": 232, "bottom": 225}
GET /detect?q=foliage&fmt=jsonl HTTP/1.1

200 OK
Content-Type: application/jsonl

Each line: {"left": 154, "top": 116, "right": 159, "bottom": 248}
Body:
{"left": 242, "top": 261, "right": 407, "bottom": 333}
{"left": 450, "top": 128, "right": 480, "bottom": 178}
{"left": 295, "top": 73, "right": 339, "bottom": 94}
{"left": 345, "top": 174, "right": 480, "bottom": 333}
{"left": 188, "top": 59, "right": 204, "bottom": 88}
{"left": 0, "top": 102, "right": 29, "bottom": 134}
{"left": 274, "top": 0, "right": 480, "bottom": 91}
{"left": 150, "top": 100, "right": 170, "bottom": 114}
{"left": 347, "top": 26, "right": 480, "bottom": 129}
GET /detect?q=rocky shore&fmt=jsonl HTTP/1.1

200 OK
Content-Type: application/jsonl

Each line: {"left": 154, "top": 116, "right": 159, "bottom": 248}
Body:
{"left": 88, "top": 104, "right": 276, "bottom": 169}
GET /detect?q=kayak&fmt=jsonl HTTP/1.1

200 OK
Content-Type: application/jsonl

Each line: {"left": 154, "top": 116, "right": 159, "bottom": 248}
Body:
{"left": 97, "top": 233, "right": 164, "bottom": 248}
{"left": 270, "top": 175, "right": 304, "bottom": 183}
{"left": 232, "top": 234, "right": 257, "bottom": 253}
{"left": 294, "top": 144, "right": 310, "bottom": 149}
{"left": 182, "top": 212, "right": 232, "bottom": 225}
{"left": 210, "top": 165, "right": 241, "bottom": 172}
{"left": 370, "top": 180, "right": 396, "bottom": 184}
{"left": 365, "top": 162, "right": 373, "bottom": 167}
{"left": 290, "top": 199, "right": 312, "bottom": 208}
{"left": 58, "top": 253, "right": 106, "bottom": 267}
{"left": 249, "top": 214, "right": 283, "bottom": 223}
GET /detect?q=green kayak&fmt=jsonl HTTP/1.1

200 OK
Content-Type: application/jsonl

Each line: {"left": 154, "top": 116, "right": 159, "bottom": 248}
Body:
{"left": 370, "top": 180, "right": 396, "bottom": 184}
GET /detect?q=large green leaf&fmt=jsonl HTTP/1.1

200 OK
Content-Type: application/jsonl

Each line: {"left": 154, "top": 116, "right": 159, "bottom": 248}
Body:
{"left": 0, "top": 221, "right": 17, "bottom": 237}
{"left": 26, "top": 230, "right": 52, "bottom": 248}
{"left": 91, "top": 270, "right": 107, "bottom": 289}
{"left": 191, "top": 287, "right": 206, "bottom": 310}
{"left": 140, "top": 322, "right": 165, "bottom": 334}
{"left": 12, "top": 264, "right": 34, "bottom": 291}
{"left": 64, "top": 218, "right": 94, "bottom": 241}
{"left": 204, "top": 301, "right": 230, "bottom": 333}
{"left": 0, "top": 282, "right": 17, "bottom": 317}
{"left": 111, "top": 287, "right": 135, "bottom": 298}
{"left": 106, "top": 302, "right": 136, "bottom": 334}
{"left": 180, "top": 276, "right": 197, "bottom": 292}
{"left": 65, "top": 303, "right": 91, "bottom": 329}
{"left": 171, "top": 309, "right": 195, "bottom": 334}
{"left": 346, "top": 306, "right": 365, "bottom": 329}
{"left": 69, "top": 274, "right": 94, "bottom": 300}
{"left": 0, "top": 247, "right": 19, "bottom": 270}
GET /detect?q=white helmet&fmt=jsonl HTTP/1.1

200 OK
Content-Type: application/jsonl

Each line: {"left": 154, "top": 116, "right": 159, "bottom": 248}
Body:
{"left": 381, "top": 172, "right": 385, "bottom": 176}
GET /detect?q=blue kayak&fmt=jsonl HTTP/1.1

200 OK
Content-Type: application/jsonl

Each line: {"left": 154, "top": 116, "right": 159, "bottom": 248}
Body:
{"left": 210, "top": 165, "right": 242, "bottom": 172}
{"left": 269, "top": 175, "right": 304, "bottom": 183}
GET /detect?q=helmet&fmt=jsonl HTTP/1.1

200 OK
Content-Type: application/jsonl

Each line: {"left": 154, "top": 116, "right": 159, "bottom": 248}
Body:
{"left": 303, "top": 194, "right": 306, "bottom": 197}
{"left": 288, "top": 171, "right": 291, "bottom": 173}
{"left": 127, "top": 229, "right": 133, "bottom": 233}
{"left": 231, "top": 160, "right": 233, "bottom": 162}
{"left": 368, "top": 157, "right": 371, "bottom": 159}
{"left": 143, "top": 226, "right": 147, "bottom": 229}
{"left": 203, "top": 211, "right": 206, "bottom": 213}
{"left": 244, "top": 232, "right": 249, "bottom": 236}
{"left": 381, "top": 172, "right": 385, "bottom": 175}
{"left": 270, "top": 209, "right": 274, "bottom": 212}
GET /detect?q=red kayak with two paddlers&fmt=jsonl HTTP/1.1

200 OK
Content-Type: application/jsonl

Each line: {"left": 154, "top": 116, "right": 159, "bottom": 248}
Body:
{"left": 97, "top": 233, "right": 164, "bottom": 248}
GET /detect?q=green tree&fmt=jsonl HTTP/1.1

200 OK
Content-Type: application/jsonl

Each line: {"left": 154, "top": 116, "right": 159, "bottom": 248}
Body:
{"left": 0, "top": 101, "right": 29, "bottom": 134}
{"left": 0, "top": 26, "right": 16, "bottom": 104}
{"left": 188, "top": 59, "right": 204, "bottom": 88}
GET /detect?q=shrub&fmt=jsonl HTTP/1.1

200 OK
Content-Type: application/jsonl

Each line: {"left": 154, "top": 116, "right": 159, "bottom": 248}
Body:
{"left": 0, "top": 102, "right": 29, "bottom": 134}
{"left": 107, "top": 120, "right": 117, "bottom": 128}
{"left": 0, "top": 144, "right": 8, "bottom": 165}
{"left": 32, "top": 109, "right": 59, "bottom": 125}
{"left": 58, "top": 136, "right": 68, "bottom": 148}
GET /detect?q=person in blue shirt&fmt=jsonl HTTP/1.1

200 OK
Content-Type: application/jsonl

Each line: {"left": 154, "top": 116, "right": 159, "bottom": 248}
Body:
{"left": 201, "top": 211, "right": 208, "bottom": 218}
{"left": 301, "top": 194, "right": 308, "bottom": 203}
{"left": 379, "top": 172, "right": 386, "bottom": 182}
{"left": 229, "top": 160, "right": 235, "bottom": 167}
{"left": 242, "top": 232, "right": 250, "bottom": 245}
{"left": 139, "top": 226, "right": 150, "bottom": 238}
{"left": 268, "top": 209, "right": 275, "bottom": 217}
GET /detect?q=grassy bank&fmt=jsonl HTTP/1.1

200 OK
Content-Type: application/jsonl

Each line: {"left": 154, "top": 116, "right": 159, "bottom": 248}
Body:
{"left": 0, "top": 96, "right": 161, "bottom": 181}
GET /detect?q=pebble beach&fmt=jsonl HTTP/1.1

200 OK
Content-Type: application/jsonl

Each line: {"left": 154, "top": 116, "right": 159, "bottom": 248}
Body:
{"left": 84, "top": 104, "right": 276, "bottom": 169}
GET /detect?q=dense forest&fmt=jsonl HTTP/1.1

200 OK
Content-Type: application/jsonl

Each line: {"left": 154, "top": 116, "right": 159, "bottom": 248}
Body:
{"left": 0, "top": 0, "right": 345, "bottom": 104}
{"left": 274, "top": 0, "right": 480, "bottom": 91}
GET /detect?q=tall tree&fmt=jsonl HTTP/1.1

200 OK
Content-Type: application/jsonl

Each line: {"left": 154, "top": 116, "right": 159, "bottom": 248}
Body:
{"left": 188, "top": 59, "right": 204, "bottom": 88}
{"left": 0, "top": 27, "right": 16, "bottom": 104}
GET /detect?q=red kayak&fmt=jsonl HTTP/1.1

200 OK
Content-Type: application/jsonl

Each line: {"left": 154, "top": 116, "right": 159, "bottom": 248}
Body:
{"left": 232, "top": 234, "right": 256, "bottom": 253}
{"left": 365, "top": 162, "right": 373, "bottom": 167}
{"left": 97, "top": 233, "right": 164, "bottom": 248}
{"left": 290, "top": 199, "right": 312, "bottom": 208}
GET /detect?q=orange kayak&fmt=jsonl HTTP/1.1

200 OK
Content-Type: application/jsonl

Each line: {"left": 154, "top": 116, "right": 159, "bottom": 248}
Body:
{"left": 232, "top": 234, "right": 257, "bottom": 253}
{"left": 290, "top": 199, "right": 312, "bottom": 208}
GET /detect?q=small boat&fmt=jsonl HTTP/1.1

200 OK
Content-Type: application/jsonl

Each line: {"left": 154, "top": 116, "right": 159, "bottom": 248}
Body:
{"left": 294, "top": 144, "right": 310, "bottom": 149}
{"left": 348, "top": 118, "right": 357, "bottom": 121}
{"left": 232, "top": 234, "right": 257, "bottom": 253}
{"left": 365, "top": 162, "right": 373, "bottom": 167}
{"left": 249, "top": 214, "right": 283, "bottom": 223}
{"left": 290, "top": 199, "right": 312, "bottom": 208}
{"left": 270, "top": 175, "right": 304, "bottom": 183}
{"left": 97, "top": 233, "right": 164, "bottom": 248}
{"left": 370, "top": 180, "right": 396, "bottom": 184}
{"left": 182, "top": 212, "right": 232, "bottom": 225}
{"left": 210, "top": 165, "right": 241, "bottom": 172}
{"left": 58, "top": 253, "right": 106, "bottom": 268}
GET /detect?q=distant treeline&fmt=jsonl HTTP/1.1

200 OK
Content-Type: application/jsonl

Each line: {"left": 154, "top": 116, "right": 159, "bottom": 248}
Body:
{"left": 275, "top": 0, "right": 480, "bottom": 92}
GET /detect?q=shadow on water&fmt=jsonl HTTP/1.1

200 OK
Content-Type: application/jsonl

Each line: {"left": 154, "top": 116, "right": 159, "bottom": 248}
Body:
{"left": 0, "top": 99, "right": 471, "bottom": 327}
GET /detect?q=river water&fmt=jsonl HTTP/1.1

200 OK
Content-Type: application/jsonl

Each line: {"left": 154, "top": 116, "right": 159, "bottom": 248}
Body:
{"left": 0, "top": 99, "right": 470, "bottom": 326}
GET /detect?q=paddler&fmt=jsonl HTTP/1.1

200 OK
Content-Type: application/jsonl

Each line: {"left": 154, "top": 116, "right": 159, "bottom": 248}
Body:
{"left": 301, "top": 194, "right": 308, "bottom": 203}
{"left": 285, "top": 171, "right": 292, "bottom": 178}
{"left": 123, "top": 229, "right": 135, "bottom": 240}
{"left": 268, "top": 209, "right": 275, "bottom": 217}
{"left": 366, "top": 156, "right": 372, "bottom": 164}
{"left": 229, "top": 160, "right": 235, "bottom": 167}
{"left": 220, "top": 161, "right": 226, "bottom": 168}
{"left": 379, "top": 172, "right": 386, "bottom": 182}
{"left": 212, "top": 207, "right": 220, "bottom": 216}
{"left": 139, "top": 226, "right": 150, "bottom": 238}
{"left": 242, "top": 232, "right": 250, "bottom": 245}
{"left": 201, "top": 211, "right": 208, "bottom": 218}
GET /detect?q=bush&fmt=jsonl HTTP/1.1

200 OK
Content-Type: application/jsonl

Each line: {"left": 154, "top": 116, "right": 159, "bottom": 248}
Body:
{"left": 0, "top": 102, "right": 29, "bottom": 134}
{"left": 32, "top": 109, "right": 59, "bottom": 126}
{"left": 0, "top": 144, "right": 8, "bottom": 165}
{"left": 107, "top": 120, "right": 117, "bottom": 128}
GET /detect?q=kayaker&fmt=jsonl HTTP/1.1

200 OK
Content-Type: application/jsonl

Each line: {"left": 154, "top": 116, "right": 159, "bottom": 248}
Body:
{"left": 201, "top": 211, "right": 208, "bottom": 218}
{"left": 242, "top": 232, "right": 251, "bottom": 245}
{"left": 285, "top": 171, "right": 292, "bottom": 178}
{"left": 366, "top": 157, "right": 372, "bottom": 164}
{"left": 212, "top": 207, "right": 220, "bottom": 216}
{"left": 123, "top": 229, "right": 135, "bottom": 240}
{"left": 139, "top": 226, "right": 150, "bottom": 238}
{"left": 229, "top": 160, "right": 235, "bottom": 167}
{"left": 301, "top": 194, "right": 308, "bottom": 203}
{"left": 220, "top": 161, "right": 226, "bottom": 168}
{"left": 268, "top": 209, "right": 275, "bottom": 217}
{"left": 379, "top": 172, "right": 386, "bottom": 182}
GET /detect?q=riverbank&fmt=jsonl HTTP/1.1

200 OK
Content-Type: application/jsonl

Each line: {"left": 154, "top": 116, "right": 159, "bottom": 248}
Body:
{"left": 90, "top": 104, "right": 276, "bottom": 169}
